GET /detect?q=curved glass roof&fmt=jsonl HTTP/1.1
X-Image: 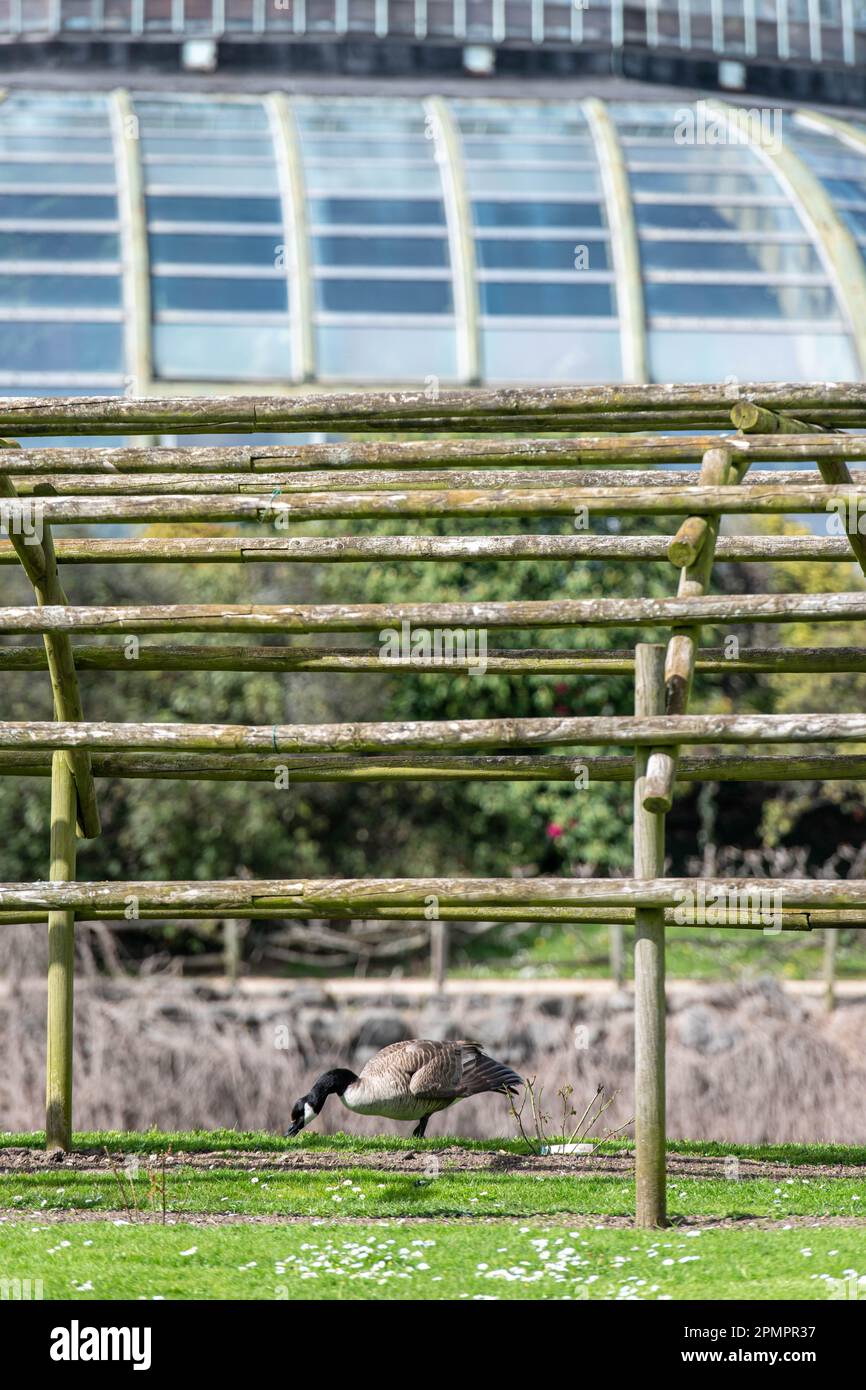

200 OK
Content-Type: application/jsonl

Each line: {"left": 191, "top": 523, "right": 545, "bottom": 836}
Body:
{"left": 1, "top": 90, "right": 866, "bottom": 392}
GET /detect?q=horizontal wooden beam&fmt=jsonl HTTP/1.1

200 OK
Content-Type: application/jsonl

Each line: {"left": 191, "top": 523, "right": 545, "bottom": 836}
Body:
{"left": 0, "top": 904, "right": 826, "bottom": 930}
{"left": 5, "top": 434, "right": 866, "bottom": 475}
{"left": 0, "top": 749, "right": 862, "bottom": 784}
{"left": 2, "top": 875, "right": 866, "bottom": 911}
{"left": 0, "top": 592, "right": 862, "bottom": 636}
{"left": 4, "top": 484, "right": 866, "bottom": 524}
{"left": 1, "top": 641, "right": 864, "bottom": 677}
{"left": 0, "top": 384, "right": 863, "bottom": 434}
{"left": 0, "top": 713, "right": 864, "bottom": 755}
{"left": 11, "top": 467, "right": 866, "bottom": 497}
{"left": 0, "top": 535, "right": 856, "bottom": 567}
{"left": 0, "top": 643, "right": 864, "bottom": 677}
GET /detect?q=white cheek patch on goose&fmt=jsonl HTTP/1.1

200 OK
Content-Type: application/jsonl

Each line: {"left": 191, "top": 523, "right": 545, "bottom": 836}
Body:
{"left": 304, "top": 1103, "right": 316, "bottom": 1125}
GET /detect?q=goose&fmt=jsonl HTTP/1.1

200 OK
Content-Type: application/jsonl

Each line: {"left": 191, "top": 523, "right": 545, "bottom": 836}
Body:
{"left": 285, "top": 1038, "right": 525, "bottom": 1139}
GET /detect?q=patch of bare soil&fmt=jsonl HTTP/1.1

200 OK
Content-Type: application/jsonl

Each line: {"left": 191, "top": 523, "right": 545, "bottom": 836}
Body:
{"left": 2, "top": 1147, "right": 866, "bottom": 1181}
{"left": 3, "top": 1209, "right": 866, "bottom": 1230}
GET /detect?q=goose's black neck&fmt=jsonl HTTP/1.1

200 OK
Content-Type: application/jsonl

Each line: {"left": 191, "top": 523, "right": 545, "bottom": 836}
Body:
{"left": 309, "top": 1068, "right": 357, "bottom": 1105}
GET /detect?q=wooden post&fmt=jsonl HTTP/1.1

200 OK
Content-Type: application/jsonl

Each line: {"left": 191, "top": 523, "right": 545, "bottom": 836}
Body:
{"left": 0, "top": 476, "right": 99, "bottom": 838}
{"left": 633, "top": 643, "right": 667, "bottom": 1228}
{"left": 609, "top": 922, "right": 625, "bottom": 988}
{"left": 223, "top": 918, "right": 246, "bottom": 984}
{"left": 643, "top": 446, "right": 750, "bottom": 813}
{"left": 45, "top": 751, "right": 77, "bottom": 1152}
{"left": 430, "top": 919, "right": 448, "bottom": 992}
{"left": 823, "top": 927, "right": 837, "bottom": 1012}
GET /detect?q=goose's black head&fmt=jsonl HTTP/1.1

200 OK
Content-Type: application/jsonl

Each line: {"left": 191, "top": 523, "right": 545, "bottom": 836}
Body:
{"left": 285, "top": 1068, "right": 357, "bottom": 1137}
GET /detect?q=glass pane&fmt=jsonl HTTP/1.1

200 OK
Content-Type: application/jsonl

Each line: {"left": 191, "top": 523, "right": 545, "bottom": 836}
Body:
{"left": 648, "top": 328, "right": 859, "bottom": 383}
{"left": 0, "top": 274, "right": 121, "bottom": 307}
{"left": 480, "top": 281, "right": 615, "bottom": 316}
{"left": 141, "top": 137, "right": 275, "bottom": 159}
{"left": 636, "top": 203, "right": 804, "bottom": 232}
{"left": 306, "top": 164, "right": 441, "bottom": 194}
{"left": 134, "top": 100, "right": 270, "bottom": 131}
{"left": 0, "top": 321, "right": 122, "bottom": 370}
{"left": 629, "top": 171, "right": 781, "bottom": 196}
{"left": 146, "top": 163, "right": 279, "bottom": 194}
{"left": 462, "top": 138, "right": 598, "bottom": 162}
{"left": 149, "top": 232, "right": 281, "bottom": 266}
{"left": 315, "top": 278, "right": 452, "bottom": 313}
{"left": 477, "top": 238, "right": 610, "bottom": 270}
{"left": 301, "top": 137, "right": 434, "bottom": 159}
{"left": 312, "top": 235, "right": 450, "bottom": 267}
{"left": 0, "top": 162, "right": 115, "bottom": 186}
{"left": 0, "top": 105, "right": 111, "bottom": 132}
{"left": 473, "top": 201, "right": 605, "bottom": 229}
{"left": 0, "top": 136, "right": 114, "bottom": 155}
{"left": 153, "top": 323, "right": 293, "bottom": 379}
{"left": 466, "top": 168, "right": 600, "bottom": 196}
{"left": 309, "top": 197, "right": 445, "bottom": 226}
{"left": 0, "top": 230, "right": 120, "bottom": 260}
{"left": 824, "top": 178, "right": 866, "bottom": 203}
{"left": 624, "top": 143, "right": 756, "bottom": 167}
{"left": 316, "top": 323, "right": 457, "bottom": 381}
{"left": 800, "top": 155, "right": 866, "bottom": 179}
{"left": 152, "top": 276, "right": 288, "bottom": 312}
{"left": 645, "top": 282, "right": 841, "bottom": 319}
{"left": 146, "top": 195, "right": 281, "bottom": 224}
{"left": 0, "top": 193, "right": 117, "bottom": 219}
{"left": 296, "top": 104, "right": 427, "bottom": 139}
{"left": 482, "top": 327, "right": 622, "bottom": 384}
{"left": 297, "top": 110, "right": 421, "bottom": 138}
{"left": 640, "top": 239, "right": 822, "bottom": 274}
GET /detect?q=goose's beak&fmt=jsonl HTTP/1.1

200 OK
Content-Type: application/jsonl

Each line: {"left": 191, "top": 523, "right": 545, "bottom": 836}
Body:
{"left": 284, "top": 1120, "right": 305, "bottom": 1137}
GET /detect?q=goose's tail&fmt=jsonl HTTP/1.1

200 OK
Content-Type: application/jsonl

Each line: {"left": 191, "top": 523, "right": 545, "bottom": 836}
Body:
{"left": 459, "top": 1043, "right": 525, "bottom": 1097}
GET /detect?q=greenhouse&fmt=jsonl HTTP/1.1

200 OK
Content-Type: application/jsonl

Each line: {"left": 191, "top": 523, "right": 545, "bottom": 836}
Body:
{"left": 1, "top": 0, "right": 864, "bottom": 70}
{"left": 1, "top": 90, "right": 866, "bottom": 397}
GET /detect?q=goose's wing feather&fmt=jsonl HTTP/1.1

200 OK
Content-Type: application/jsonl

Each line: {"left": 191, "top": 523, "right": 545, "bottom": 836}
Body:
{"left": 357, "top": 1039, "right": 453, "bottom": 1090}
{"left": 408, "top": 1040, "right": 524, "bottom": 1101}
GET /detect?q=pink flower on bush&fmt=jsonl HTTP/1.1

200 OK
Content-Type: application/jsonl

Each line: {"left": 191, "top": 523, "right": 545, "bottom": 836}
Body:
{"left": 546, "top": 822, "right": 564, "bottom": 839}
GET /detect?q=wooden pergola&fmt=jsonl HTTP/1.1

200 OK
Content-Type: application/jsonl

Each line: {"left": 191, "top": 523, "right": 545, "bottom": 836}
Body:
{"left": 2, "top": 382, "right": 866, "bottom": 1227}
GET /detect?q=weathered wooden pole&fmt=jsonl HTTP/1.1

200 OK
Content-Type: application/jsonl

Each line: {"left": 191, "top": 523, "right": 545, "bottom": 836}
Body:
{"left": 609, "top": 922, "right": 625, "bottom": 988}
{"left": 0, "top": 476, "right": 99, "bottom": 838}
{"left": 823, "top": 928, "right": 838, "bottom": 1012}
{"left": 731, "top": 401, "right": 866, "bottom": 584}
{"left": 223, "top": 919, "right": 246, "bottom": 984}
{"left": 45, "top": 751, "right": 77, "bottom": 1152}
{"left": 430, "top": 920, "right": 448, "bottom": 992}
{"left": 633, "top": 643, "right": 667, "bottom": 1228}
{"left": 643, "top": 445, "right": 743, "bottom": 813}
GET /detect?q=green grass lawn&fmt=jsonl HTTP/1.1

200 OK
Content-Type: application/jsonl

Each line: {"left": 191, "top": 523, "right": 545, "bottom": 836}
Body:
{"left": 1, "top": 1221, "right": 864, "bottom": 1301}
{"left": 457, "top": 921, "right": 866, "bottom": 981}
{"left": 2, "top": 1168, "right": 865, "bottom": 1221}
{"left": 2, "top": 1134, "right": 865, "bottom": 1300}
{"left": 4, "top": 1130, "right": 866, "bottom": 1166}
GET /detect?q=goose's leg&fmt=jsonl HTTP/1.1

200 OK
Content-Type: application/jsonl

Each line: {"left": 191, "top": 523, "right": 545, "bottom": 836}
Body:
{"left": 411, "top": 1114, "right": 431, "bottom": 1139}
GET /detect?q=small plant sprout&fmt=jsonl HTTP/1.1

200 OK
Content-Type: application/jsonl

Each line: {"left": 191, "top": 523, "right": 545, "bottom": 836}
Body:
{"left": 508, "top": 1078, "right": 631, "bottom": 1156}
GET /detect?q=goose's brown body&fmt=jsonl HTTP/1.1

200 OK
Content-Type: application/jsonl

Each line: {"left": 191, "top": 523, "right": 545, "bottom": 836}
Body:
{"left": 286, "top": 1038, "right": 525, "bottom": 1138}
{"left": 341, "top": 1039, "right": 523, "bottom": 1124}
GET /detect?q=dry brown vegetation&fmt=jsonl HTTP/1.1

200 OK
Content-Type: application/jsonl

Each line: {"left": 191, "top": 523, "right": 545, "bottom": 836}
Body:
{"left": 2, "top": 923, "right": 865, "bottom": 1143}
